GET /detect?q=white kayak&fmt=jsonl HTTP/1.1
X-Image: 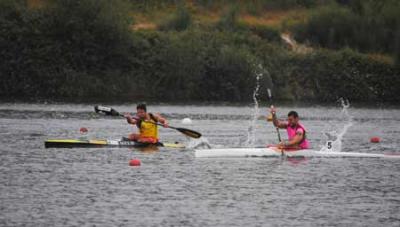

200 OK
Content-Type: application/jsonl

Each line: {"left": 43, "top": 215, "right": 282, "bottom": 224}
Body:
{"left": 195, "top": 147, "right": 400, "bottom": 159}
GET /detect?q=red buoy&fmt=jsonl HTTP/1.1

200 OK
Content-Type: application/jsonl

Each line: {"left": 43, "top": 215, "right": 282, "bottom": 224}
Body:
{"left": 129, "top": 159, "right": 141, "bottom": 166}
{"left": 370, "top": 137, "right": 381, "bottom": 143}
{"left": 80, "top": 127, "right": 88, "bottom": 133}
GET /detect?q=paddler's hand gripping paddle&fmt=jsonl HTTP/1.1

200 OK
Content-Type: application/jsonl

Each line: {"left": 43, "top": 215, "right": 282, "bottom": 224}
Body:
{"left": 267, "top": 89, "right": 284, "bottom": 156}
{"left": 94, "top": 105, "right": 202, "bottom": 139}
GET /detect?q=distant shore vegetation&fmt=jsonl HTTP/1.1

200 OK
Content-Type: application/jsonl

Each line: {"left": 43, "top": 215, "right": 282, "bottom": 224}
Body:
{"left": 1, "top": 0, "right": 399, "bottom": 102}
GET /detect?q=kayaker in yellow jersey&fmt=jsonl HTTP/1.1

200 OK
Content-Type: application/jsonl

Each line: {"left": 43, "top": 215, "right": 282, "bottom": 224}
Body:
{"left": 124, "top": 103, "right": 168, "bottom": 144}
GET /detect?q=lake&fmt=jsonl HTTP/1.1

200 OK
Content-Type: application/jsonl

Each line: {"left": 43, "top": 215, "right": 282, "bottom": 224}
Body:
{"left": 1, "top": 103, "right": 399, "bottom": 226}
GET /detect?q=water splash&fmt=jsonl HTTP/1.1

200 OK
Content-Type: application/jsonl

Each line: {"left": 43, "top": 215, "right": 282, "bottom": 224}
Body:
{"left": 187, "top": 137, "right": 212, "bottom": 149}
{"left": 321, "top": 98, "right": 353, "bottom": 152}
{"left": 244, "top": 64, "right": 263, "bottom": 147}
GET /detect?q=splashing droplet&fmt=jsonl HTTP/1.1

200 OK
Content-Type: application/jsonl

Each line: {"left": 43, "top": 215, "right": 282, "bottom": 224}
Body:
{"left": 244, "top": 64, "right": 264, "bottom": 147}
{"left": 187, "top": 137, "right": 212, "bottom": 149}
{"left": 321, "top": 98, "right": 353, "bottom": 152}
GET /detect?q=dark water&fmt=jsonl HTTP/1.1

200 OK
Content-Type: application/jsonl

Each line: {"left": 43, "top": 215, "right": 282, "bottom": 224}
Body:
{"left": 1, "top": 103, "right": 400, "bottom": 226}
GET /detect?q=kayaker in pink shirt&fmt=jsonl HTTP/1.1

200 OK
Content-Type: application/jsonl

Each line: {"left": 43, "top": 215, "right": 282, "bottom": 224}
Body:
{"left": 269, "top": 107, "right": 310, "bottom": 149}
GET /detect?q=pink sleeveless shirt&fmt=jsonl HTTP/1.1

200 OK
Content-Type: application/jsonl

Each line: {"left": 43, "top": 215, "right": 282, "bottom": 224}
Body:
{"left": 287, "top": 123, "right": 310, "bottom": 149}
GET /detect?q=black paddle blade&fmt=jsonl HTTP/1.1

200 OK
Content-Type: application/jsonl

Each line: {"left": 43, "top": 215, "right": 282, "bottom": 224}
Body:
{"left": 94, "top": 105, "right": 121, "bottom": 116}
{"left": 176, "top": 127, "right": 202, "bottom": 138}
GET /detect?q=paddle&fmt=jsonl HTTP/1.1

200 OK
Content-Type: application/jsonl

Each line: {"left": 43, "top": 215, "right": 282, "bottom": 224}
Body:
{"left": 94, "top": 105, "right": 202, "bottom": 139}
{"left": 267, "top": 88, "right": 284, "bottom": 156}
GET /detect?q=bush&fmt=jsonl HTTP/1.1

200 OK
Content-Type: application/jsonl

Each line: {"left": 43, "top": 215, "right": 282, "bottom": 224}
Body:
{"left": 158, "top": 3, "right": 192, "bottom": 31}
{"left": 216, "top": 4, "right": 240, "bottom": 32}
{"left": 1, "top": 0, "right": 398, "bottom": 103}
{"left": 289, "top": 48, "right": 400, "bottom": 102}
{"left": 260, "top": 0, "right": 321, "bottom": 10}
{"left": 0, "top": 0, "right": 136, "bottom": 99}
{"left": 128, "top": 0, "right": 176, "bottom": 11}
{"left": 293, "top": 5, "right": 359, "bottom": 48}
{"left": 291, "top": 1, "right": 400, "bottom": 59}
{"left": 249, "top": 25, "right": 281, "bottom": 43}
{"left": 132, "top": 30, "right": 259, "bottom": 102}
{"left": 193, "top": 0, "right": 330, "bottom": 11}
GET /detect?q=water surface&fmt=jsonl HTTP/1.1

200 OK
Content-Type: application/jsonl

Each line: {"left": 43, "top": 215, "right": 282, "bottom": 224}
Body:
{"left": 1, "top": 103, "right": 399, "bottom": 226}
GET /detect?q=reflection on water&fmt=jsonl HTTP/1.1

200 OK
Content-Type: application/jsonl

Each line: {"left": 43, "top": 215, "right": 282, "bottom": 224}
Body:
{"left": 0, "top": 103, "right": 400, "bottom": 226}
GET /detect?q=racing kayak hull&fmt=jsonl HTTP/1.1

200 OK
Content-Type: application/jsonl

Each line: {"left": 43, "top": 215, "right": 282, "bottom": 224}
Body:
{"left": 45, "top": 139, "right": 185, "bottom": 149}
{"left": 195, "top": 147, "right": 400, "bottom": 159}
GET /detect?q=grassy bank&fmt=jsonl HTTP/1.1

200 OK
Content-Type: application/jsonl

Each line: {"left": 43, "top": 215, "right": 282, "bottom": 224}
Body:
{"left": 1, "top": 0, "right": 399, "bottom": 103}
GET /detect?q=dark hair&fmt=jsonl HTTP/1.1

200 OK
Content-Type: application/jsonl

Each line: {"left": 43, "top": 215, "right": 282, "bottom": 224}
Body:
{"left": 288, "top": 111, "right": 299, "bottom": 118}
{"left": 136, "top": 103, "right": 147, "bottom": 112}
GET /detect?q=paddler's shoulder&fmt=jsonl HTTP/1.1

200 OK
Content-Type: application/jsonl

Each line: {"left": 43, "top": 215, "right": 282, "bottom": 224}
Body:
{"left": 149, "top": 112, "right": 164, "bottom": 119}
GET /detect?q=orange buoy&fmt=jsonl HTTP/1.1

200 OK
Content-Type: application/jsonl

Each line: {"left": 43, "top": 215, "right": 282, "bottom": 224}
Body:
{"left": 80, "top": 127, "right": 88, "bottom": 133}
{"left": 129, "top": 159, "right": 141, "bottom": 166}
{"left": 370, "top": 137, "right": 381, "bottom": 143}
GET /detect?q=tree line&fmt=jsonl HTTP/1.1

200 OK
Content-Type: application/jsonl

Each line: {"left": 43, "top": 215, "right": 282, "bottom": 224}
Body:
{"left": 1, "top": 0, "right": 399, "bottom": 103}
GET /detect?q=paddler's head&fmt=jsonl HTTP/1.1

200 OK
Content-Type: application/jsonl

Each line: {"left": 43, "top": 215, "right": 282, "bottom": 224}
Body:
{"left": 136, "top": 103, "right": 147, "bottom": 119}
{"left": 287, "top": 111, "right": 299, "bottom": 127}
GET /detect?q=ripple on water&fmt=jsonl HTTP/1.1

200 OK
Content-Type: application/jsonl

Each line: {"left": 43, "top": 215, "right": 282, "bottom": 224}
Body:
{"left": 0, "top": 104, "right": 400, "bottom": 226}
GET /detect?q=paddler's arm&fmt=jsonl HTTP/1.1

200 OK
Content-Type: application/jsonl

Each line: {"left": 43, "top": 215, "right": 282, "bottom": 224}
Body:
{"left": 282, "top": 131, "right": 304, "bottom": 147}
{"left": 270, "top": 106, "right": 287, "bottom": 129}
{"left": 153, "top": 113, "right": 169, "bottom": 128}
{"left": 124, "top": 114, "right": 137, "bottom": 125}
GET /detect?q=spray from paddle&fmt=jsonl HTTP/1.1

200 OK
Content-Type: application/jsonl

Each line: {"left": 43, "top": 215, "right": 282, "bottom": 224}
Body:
{"left": 187, "top": 137, "right": 212, "bottom": 149}
{"left": 321, "top": 98, "right": 353, "bottom": 152}
{"left": 244, "top": 64, "right": 263, "bottom": 147}
{"left": 178, "top": 117, "right": 212, "bottom": 149}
